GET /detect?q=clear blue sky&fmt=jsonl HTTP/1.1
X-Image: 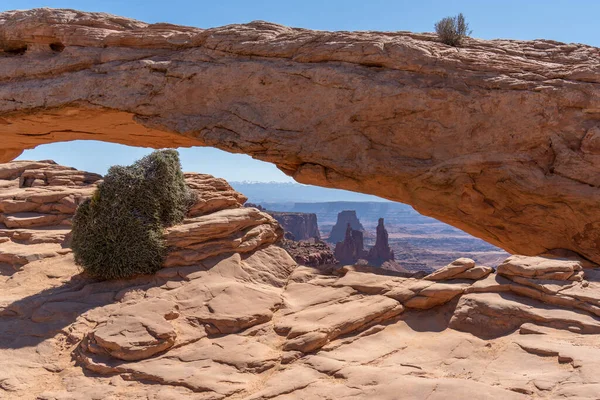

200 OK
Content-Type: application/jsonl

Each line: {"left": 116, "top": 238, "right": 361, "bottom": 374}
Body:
{"left": 8, "top": 0, "right": 600, "bottom": 180}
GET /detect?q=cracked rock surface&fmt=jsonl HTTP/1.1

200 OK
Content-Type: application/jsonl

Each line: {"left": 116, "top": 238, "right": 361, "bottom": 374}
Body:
{"left": 0, "top": 9, "right": 599, "bottom": 263}
{"left": 2, "top": 161, "right": 600, "bottom": 399}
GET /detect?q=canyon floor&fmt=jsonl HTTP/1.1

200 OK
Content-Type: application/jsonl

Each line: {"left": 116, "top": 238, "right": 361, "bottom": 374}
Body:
{"left": 2, "top": 161, "right": 600, "bottom": 400}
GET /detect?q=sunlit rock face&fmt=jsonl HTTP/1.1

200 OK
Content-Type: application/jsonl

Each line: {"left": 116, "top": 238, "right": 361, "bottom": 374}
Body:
{"left": 0, "top": 160, "right": 280, "bottom": 272}
{"left": 1, "top": 8, "right": 600, "bottom": 263}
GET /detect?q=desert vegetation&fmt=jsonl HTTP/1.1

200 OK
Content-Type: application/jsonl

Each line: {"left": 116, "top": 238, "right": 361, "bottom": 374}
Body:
{"left": 435, "top": 13, "right": 471, "bottom": 46}
{"left": 71, "top": 149, "right": 195, "bottom": 280}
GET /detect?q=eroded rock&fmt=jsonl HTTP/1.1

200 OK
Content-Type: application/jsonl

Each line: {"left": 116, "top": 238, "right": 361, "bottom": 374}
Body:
{"left": 278, "top": 237, "right": 337, "bottom": 267}
{"left": 425, "top": 257, "right": 492, "bottom": 281}
{"left": 334, "top": 223, "right": 367, "bottom": 265}
{"left": 3, "top": 160, "right": 600, "bottom": 399}
{"left": 497, "top": 255, "right": 583, "bottom": 281}
{"left": 164, "top": 207, "right": 283, "bottom": 267}
{"left": 328, "top": 211, "right": 364, "bottom": 244}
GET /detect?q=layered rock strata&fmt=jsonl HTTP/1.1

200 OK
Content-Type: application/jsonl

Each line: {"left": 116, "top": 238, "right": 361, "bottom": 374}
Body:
{"left": 424, "top": 257, "right": 493, "bottom": 281}
{"left": 2, "top": 161, "right": 600, "bottom": 398}
{"left": 0, "top": 160, "right": 267, "bottom": 273}
{"left": 0, "top": 9, "right": 599, "bottom": 262}
{"left": 164, "top": 207, "right": 283, "bottom": 267}
{"left": 0, "top": 161, "right": 101, "bottom": 272}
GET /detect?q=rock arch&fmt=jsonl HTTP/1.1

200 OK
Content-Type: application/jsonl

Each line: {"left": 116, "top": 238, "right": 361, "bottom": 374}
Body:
{"left": 1, "top": 9, "right": 599, "bottom": 262}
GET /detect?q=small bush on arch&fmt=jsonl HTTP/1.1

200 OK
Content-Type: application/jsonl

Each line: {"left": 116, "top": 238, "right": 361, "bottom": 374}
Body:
{"left": 434, "top": 13, "right": 472, "bottom": 47}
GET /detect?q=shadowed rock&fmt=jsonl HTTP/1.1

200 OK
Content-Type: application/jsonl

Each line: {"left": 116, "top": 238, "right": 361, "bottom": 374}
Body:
{"left": 279, "top": 237, "right": 336, "bottom": 267}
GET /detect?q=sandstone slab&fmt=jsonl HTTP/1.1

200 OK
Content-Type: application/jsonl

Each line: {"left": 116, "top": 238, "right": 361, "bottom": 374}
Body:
{"left": 498, "top": 255, "right": 584, "bottom": 281}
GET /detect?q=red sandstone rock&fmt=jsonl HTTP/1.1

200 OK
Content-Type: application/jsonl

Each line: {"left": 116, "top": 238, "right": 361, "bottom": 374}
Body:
{"left": 2, "top": 165, "right": 600, "bottom": 398}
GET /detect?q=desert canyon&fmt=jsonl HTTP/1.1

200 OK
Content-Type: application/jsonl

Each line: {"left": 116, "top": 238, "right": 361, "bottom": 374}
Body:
{"left": 1, "top": 8, "right": 600, "bottom": 400}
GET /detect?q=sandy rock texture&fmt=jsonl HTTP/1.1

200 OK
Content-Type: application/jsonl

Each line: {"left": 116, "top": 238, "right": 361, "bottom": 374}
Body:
{"left": 0, "top": 161, "right": 100, "bottom": 275}
{"left": 2, "top": 161, "right": 600, "bottom": 399}
{"left": 1, "top": 9, "right": 598, "bottom": 262}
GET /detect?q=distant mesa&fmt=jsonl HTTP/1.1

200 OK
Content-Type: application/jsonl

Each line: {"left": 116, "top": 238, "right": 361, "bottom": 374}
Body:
{"left": 244, "top": 203, "right": 332, "bottom": 267}
{"left": 328, "top": 210, "right": 364, "bottom": 243}
{"left": 245, "top": 202, "right": 266, "bottom": 211}
{"left": 246, "top": 202, "right": 320, "bottom": 241}
{"left": 268, "top": 211, "right": 320, "bottom": 241}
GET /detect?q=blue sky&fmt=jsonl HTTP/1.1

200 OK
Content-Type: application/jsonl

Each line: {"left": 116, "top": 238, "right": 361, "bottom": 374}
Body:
{"left": 7, "top": 0, "right": 600, "bottom": 181}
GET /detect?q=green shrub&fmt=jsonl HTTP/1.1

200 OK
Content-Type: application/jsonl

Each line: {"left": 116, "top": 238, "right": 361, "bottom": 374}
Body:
{"left": 434, "top": 13, "right": 472, "bottom": 46}
{"left": 71, "top": 149, "right": 196, "bottom": 280}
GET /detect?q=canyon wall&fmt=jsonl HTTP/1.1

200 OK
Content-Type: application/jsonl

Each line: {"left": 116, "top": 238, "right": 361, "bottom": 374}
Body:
{"left": 269, "top": 212, "right": 320, "bottom": 240}
{"left": 0, "top": 9, "right": 599, "bottom": 262}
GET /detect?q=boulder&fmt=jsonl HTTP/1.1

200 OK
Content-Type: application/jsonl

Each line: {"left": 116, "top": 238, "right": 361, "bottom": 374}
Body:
{"left": 425, "top": 257, "right": 492, "bottom": 281}
{"left": 497, "top": 255, "right": 583, "bottom": 281}
{"left": 163, "top": 207, "right": 283, "bottom": 267}
{"left": 184, "top": 172, "right": 247, "bottom": 217}
{"left": 450, "top": 292, "right": 600, "bottom": 338}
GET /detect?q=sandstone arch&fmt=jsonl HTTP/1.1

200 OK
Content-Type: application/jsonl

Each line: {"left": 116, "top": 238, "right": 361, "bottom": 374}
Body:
{"left": 1, "top": 9, "right": 599, "bottom": 262}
